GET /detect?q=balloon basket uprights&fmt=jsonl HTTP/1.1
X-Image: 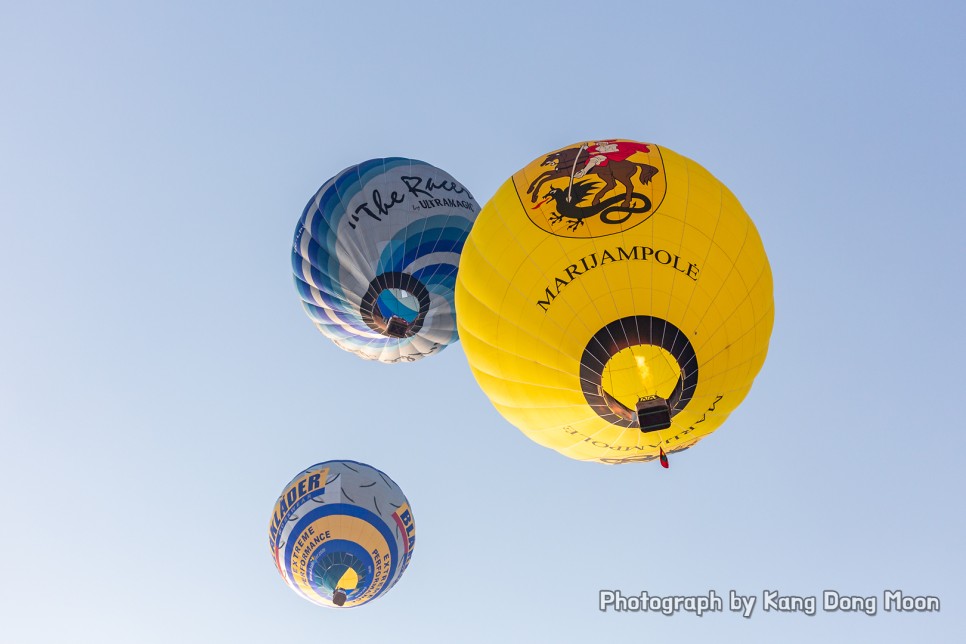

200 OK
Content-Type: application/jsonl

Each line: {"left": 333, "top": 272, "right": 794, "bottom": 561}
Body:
{"left": 635, "top": 395, "right": 672, "bottom": 432}
{"left": 385, "top": 315, "right": 412, "bottom": 338}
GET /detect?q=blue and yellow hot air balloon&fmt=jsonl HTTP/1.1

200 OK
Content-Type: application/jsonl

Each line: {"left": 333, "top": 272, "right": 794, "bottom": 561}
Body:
{"left": 292, "top": 158, "right": 479, "bottom": 363}
{"left": 269, "top": 460, "right": 416, "bottom": 608}
{"left": 455, "top": 140, "right": 774, "bottom": 465}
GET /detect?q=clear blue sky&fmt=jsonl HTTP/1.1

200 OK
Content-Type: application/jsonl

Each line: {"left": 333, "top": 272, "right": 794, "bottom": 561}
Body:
{"left": 1, "top": 2, "right": 964, "bottom": 642}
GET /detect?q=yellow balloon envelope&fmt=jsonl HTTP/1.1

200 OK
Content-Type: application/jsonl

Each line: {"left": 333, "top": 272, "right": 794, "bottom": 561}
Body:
{"left": 455, "top": 140, "right": 773, "bottom": 464}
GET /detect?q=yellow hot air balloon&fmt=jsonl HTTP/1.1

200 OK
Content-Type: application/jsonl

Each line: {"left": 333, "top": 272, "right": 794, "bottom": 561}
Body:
{"left": 455, "top": 139, "right": 773, "bottom": 464}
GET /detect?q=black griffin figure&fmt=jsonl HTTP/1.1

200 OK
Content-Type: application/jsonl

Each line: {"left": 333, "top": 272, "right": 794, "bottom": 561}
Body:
{"left": 533, "top": 179, "right": 653, "bottom": 231}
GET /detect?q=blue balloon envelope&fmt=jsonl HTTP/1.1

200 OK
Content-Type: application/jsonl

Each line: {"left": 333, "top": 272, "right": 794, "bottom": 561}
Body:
{"left": 292, "top": 158, "right": 479, "bottom": 363}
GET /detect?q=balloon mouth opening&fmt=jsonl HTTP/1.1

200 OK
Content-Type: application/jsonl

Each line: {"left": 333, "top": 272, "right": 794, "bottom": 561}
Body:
{"left": 597, "top": 370, "right": 680, "bottom": 427}
{"left": 361, "top": 272, "right": 431, "bottom": 338}
{"left": 312, "top": 551, "right": 366, "bottom": 606}
{"left": 579, "top": 316, "right": 698, "bottom": 429}
{"left": 377, "top": 288, "right": 419, "bottom": 323}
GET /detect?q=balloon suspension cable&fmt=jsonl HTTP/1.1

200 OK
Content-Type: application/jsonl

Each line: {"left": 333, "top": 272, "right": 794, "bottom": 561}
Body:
{"left": 567, "top": 145, "right": 586, "bottom": 203}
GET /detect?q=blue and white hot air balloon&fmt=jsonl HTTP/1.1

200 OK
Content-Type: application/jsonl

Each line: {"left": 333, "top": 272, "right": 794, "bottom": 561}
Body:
{"left": 268, "top": 460, "right": 416, "bottom": 608}
{"left": 292, "top": 158, "right": 479, "bottom": 363}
